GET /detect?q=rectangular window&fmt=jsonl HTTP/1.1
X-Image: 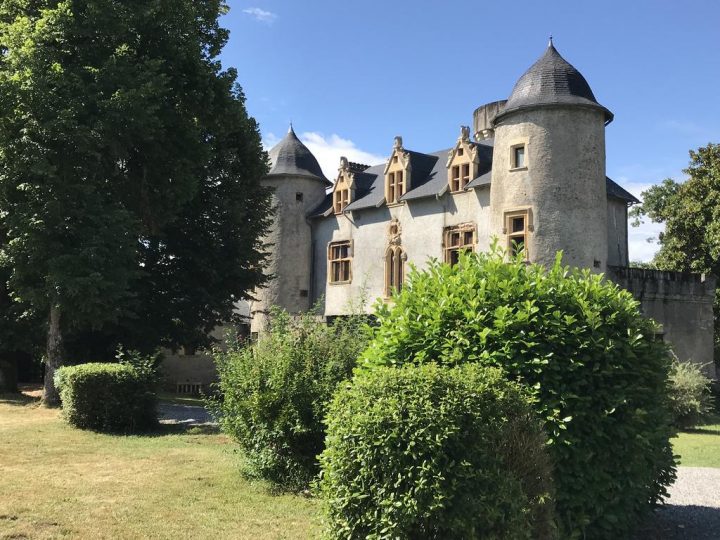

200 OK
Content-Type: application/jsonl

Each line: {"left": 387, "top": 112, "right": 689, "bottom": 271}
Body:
{"left": 388, "top": 172, "right": 396, "bottom": 203}
{"left": 329, "top": 241, "right": 352, "bottom": 283}
{"left": 334, "top": 188, "right": 350, "bottom": 213}
{"left": 513, "top": 146, "right": 526, "bottom": 169}
{"left": 451, "top": 165, "right": 460, "bottom": 192}
{"left": 461, "top": 163, "right": 470, "bottom": 190}
{"left": 505, "top": 210, "right": 529, "bottom": 259}
{"left": 444, "top": 225, "right": 476, "bottom": 265}
{"left": 396, "top": 170, "right": 404, "bottom": 198}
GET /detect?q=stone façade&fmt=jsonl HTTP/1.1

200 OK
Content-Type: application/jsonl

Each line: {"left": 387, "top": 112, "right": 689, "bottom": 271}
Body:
{"left": 247, "top": 41, "right": 716, "bottom": 378}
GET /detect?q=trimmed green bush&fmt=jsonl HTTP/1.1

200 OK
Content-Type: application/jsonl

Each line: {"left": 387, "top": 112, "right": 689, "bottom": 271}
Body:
{"left": 668, "top": 356, "right": 713, "bottom": 429}
{"left": 55, "top": 360, "right": 158, "bottom": 433}
{"left": 213, "top": 309, "right": 369, "bottom": 490}
{"left": 319, "top": 364, "right": 555, "bottom": 540}
{"left": 360, "top": 248, "right": 675, "bottom": 539}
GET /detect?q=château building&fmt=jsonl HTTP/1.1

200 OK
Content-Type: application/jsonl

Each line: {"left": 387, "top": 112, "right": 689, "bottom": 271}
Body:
{"left": 245, "top": 41, "right": 716, "bottom": 378}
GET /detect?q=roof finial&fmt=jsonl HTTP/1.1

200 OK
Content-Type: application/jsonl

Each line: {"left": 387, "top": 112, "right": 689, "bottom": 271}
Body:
{"left": 548, "top": 35, "right": 553, "bottom": 48}
{"left": 288, "top": 121, "right": 294, "bottom": 134}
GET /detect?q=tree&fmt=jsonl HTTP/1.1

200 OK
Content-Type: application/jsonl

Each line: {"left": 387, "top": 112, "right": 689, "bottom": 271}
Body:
{"left": 0, "top": 1, "right": 271, "bottom": 405}
{"left": 630, "top": 143, "right": 720, "bottom": 364}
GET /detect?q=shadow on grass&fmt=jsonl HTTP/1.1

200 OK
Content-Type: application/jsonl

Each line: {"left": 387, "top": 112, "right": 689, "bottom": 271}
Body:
{"left": 682, "top": 427, "right": 720, "bottom": 436}
{"left": 634, "top": 505, "right": 720, "bottom": 539}
{"left": 0, "top": 392, "right": 41, "bottom": 407}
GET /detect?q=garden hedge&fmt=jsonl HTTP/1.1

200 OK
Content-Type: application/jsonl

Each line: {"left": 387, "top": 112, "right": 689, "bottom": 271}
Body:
{"left": 212, "top": 309, "right": 369, "bottom": 490}
{"left": 319, "top": 363, "right": 555, "bottom": 539}
{"left": 55, "top": 362, "right": 157, "bottom": 433}
{"left": 360, "top": 248, "right": 676, "bottom": 539}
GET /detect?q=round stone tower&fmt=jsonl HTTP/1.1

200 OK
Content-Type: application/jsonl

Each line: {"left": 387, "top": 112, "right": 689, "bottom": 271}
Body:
{"left": 490, "top": 40, "right": 613, "bottom": 271}
{"left": 250, "top": 126, "right": 331, "bottom": 334}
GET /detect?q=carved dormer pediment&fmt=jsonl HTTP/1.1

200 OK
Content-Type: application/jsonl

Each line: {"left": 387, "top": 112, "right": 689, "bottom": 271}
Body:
{"left": 333, "top": 156, "right": 354, "bottom": 213}
{"left": 384, "top": 136, "right": 412, "bottom": 204}
{"left": 447, "top": 125, "right": 480, "bottom": 192}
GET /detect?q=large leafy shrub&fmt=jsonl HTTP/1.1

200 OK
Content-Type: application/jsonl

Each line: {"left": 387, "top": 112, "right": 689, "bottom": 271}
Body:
{"left": 360, "top": 249, "right": 675, "bottom": 539}
{"left": 213, "top": 309, "right": 369, "bottom": 490}
{"left": 55, "top": 355, "right": 159, "bottom": 433}
{"left": 319, "top": 363, "right": 555, "bottom": 540}
{"left": 668, "top": 356, "right": 713, "bottom": 428}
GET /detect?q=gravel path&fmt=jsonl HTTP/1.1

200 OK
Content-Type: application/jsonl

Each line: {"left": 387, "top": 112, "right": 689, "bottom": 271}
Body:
{"left": 158, "top": 402, "right": 215, "bottom": 425}
{"left": 635, "top": 467, "right": 720, "bottom": 539}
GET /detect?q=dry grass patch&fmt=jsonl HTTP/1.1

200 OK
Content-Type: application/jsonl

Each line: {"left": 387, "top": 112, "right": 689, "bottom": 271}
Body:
{"left": 0, "top": 393, "right": 318, "bottom": 539}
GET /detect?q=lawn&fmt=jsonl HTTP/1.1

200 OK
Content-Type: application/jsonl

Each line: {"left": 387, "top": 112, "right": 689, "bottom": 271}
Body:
{"left": 672, "top": 414, "right": 720, "bottom": 468}
{"left": 0, "top": 394, "right": 319, "bottom": 539}
{"left": 1, "top": 392, "right": 717, "bottom": 540}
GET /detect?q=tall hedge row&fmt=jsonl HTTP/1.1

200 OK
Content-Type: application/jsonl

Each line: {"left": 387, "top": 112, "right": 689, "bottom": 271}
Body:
{"left": 360, "top": 249, "right": 676, "bottom": 539}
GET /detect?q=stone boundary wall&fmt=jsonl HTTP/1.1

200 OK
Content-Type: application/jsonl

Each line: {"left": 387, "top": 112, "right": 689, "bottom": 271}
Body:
{"left": 607, "top": 266, "right": 717, "bottom": 379}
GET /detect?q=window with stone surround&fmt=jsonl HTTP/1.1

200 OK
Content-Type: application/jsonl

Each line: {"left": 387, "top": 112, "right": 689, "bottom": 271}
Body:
{"left": 505, "top": 209, "right": 530, "bottom": 259}
{"left": 333, "top": 187, "right": 349, "bottom": 213}
{"left": 447, "top": 126, "right": 477, "bottom": 192}
{"left": 510, "top": 143, "right": 527, "bottom": 170}
{"left": 328, "top": 241, "right": 352, "bottom": 284}
{"left": 444, "top": 224, "right": 476, "bottom": 265}
{"left": 385, "top": 246, "right": 405, "bottom": 296}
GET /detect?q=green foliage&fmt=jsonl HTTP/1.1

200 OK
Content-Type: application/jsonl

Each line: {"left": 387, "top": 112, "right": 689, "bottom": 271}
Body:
{"left": 319, "top": 364, "right": 556, "bottom": 540}
{"left": 55, "top": 358, "right": 159, "bottom": 433}
{"left": 360, "top": 248, "right": 675, "bottom": 539}
{"left": 630, "top": 143, "right": 720, "bottom": 364}
{"left": 213, "top": 309, "right": 370, "bottom": 491}
{"left": 668, "top": 356, "right": 713, "bottom": 429}
{"left": 0, "top": 1, "right": 272, "bottom": 399}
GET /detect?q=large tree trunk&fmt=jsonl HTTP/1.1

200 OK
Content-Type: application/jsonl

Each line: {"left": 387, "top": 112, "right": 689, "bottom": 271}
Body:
{"left": 0, "top": 357, "right": 18, "bottom": 393}
{"left": 42, "top": 305, "right": 63, "bottom": 407}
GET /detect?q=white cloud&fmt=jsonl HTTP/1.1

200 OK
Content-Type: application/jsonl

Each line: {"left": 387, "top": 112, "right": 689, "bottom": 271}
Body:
{"left": 242, "top": 7, "right": 277, "bottom": 23}
{"left": 263, "top": 130, "right": 386, "bottom": 182}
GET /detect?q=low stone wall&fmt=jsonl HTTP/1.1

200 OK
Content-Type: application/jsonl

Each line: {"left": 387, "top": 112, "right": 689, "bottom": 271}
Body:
{"left": 607, "top": 266, "right": 717, "bottom": 379}
{"left": 159, "top": 353, "right": 219, "bottom": 393}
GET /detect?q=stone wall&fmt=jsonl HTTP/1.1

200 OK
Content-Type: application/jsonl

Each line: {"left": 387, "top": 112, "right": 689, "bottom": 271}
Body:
{"left": 607, "top": 266, "right": 717, "bottom": 378}
{"left": 312, "top": 187, "right": 492, "bottom": 316}
{"left": 159, "top": 353, "right": 218, "bottom": 393}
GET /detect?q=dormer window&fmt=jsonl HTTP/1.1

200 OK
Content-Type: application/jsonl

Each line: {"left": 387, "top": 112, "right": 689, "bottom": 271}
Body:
{"left": 385, "top": 136, "right": 411, "bottom": 205}
{"left": 447, "top": 126, "right": 479, "bottom": 193}
{"left": 334, "top": 188, "right": 349, "bottom": 213}
{"left": 333, "top": 156, "right": 361, "bottom": 214}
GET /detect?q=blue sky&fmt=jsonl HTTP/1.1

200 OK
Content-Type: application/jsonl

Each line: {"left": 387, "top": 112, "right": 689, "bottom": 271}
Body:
{"left": 220, "top": 0, "right": 720, "bottom": 262}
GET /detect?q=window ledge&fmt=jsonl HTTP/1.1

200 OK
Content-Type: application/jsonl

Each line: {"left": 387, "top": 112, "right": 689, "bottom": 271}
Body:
{"left": 329, "top": 280, "right": 352, "bottom": 286}
{"left": 509, "top": 166, "right": 528, "bottom": 172}
{"left": 386, "top": 201, "right": 405, "bottom": 208}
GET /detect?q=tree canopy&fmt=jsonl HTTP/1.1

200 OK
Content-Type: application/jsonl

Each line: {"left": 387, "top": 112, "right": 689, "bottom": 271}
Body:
{"left": 0, "top": 0, "right": 271, "bottom": 403}
{"left": 630, "top": 143, "right": 720, "bottom": 363}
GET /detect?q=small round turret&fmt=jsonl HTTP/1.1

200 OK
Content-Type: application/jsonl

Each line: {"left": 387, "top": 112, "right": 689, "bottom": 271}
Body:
{"left": 250, "top": 126, "right": 330, "bottom": 334}
{"left": 490, "top": 41, "right": 610, "bottom": 271}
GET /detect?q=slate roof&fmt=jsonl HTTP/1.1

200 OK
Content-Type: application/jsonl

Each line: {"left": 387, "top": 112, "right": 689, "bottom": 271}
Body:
{"left": 267, "top": 126, "right": 332, "bottom": 186}
{"left": 495, "top": 41, "right": 613, "bottom": 124}
{"left": 309, "top": 136, "right": 637, "bottom": 218}
{"left": 606, "top": 177, "right": 640, "bottom": 204}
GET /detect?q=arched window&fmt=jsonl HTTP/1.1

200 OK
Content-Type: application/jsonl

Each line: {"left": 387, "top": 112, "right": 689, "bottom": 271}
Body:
{"left": 385, "top": 246, "right": 405, "bottom": 297}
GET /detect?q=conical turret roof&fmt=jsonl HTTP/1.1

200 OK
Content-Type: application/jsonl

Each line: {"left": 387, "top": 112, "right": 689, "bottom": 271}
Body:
{"left": 267, "top": 126, "right": 331, "bottom": 185}
{"left": 495, "top": 40, "right": 613, "bottom": 124}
